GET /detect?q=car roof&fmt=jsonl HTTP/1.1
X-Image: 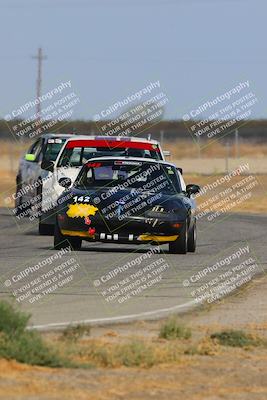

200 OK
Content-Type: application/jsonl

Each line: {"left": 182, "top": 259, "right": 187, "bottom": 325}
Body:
{"left": 40, "top": 133, "right": 79, "bottom": 139}
{"left": 64, "top": 135, "right": 160, "bottom": 144}
{"left": 39, "top": 133, "right": 160, "bottom": 145}
{"left": 83, "top": 156, "right": 176, "bottom": 168}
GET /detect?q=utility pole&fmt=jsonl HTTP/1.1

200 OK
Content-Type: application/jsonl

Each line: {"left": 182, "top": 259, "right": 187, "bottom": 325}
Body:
{"left": 225, "top": 141, "right": 230, "bottom": 173}
{"left": 235, "top": 129, "right": 239, "bottom": 159}
{"left": 197, "top": 134, "right": 201, "bottom": 159}
{"left": 160, "top": 130, "right": 164, "bottom": 146}
{"left": 32, "top": 47, "right": 47, "bottom": 122}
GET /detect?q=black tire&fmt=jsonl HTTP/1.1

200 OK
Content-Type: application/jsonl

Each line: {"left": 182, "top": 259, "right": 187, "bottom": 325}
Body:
{"left": 15, "top": 183, "right": 23, "bottom": 216}
{"left": 39, "top": 222, "right": 54, "bottom": 236}
{"left": 54, "top": 219, "right": 82, "bottom": 250}
{"left": 71, "top": 238, "right": 82, "bottom": 250}
{"left": 35, "top": 180, "right": 54, "bottom": 236}
{"left": 36, "top": 180, "right": 44, "bottom": 231}
{"left": 15, "top": 179, "right": 27, "bottom": 217}
{"left": 187, "top": 221, "right": 196, "bottom": 252}
{"left": 169, "top": 222, "right": 188, "bottom": 254}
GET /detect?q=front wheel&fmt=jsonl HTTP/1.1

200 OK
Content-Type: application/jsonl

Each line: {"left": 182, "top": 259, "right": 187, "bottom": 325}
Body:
{"left": 36, "top": 183, "right": 55, "bottom": 236}
{"left": 39, "top": 222, "right": 54, "bottom": 236}
{"left": 15, "top": 179, "right": 29, "bottom": 216}
{"left": 169, "top": 222, "right": 188, "bottom": 254}
{"left": 15, "top": 182, "right": 23, "bottom": 216}
{"left": 187, "top": 221, "right": 196, "bottom": 252}
{"left": 54, "top": 219, "right": 82, "bottom": 251}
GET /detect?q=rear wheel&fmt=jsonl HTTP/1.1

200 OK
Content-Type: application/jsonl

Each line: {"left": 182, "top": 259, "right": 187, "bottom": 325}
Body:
{"left": 36, "top": 181, "right": 54, "bottom": 236}
{"left": 187, "top": 221, "right": 196, "bottom": 252}
{"left": 54, "top": 219, "right": 82, "bottom": 250}
{"left": 169, "top": 222, "right": 188, "bottom": 254}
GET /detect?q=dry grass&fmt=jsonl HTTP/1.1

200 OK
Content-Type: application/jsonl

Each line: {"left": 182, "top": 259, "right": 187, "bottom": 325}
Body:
{"left": 52, "top": 332, "right": 219, "bottom": 368}
{"left": 185, "top": 173, "right": 267, "bottom": 214}
{"left": 0, "top": 140, "right": 28, "bottom": 158}
{"left": 1, "top": 139, "right": 267, "bottom": 163}
{"left": 164, "top": 139, "right": 267, "bottom": 159}
{"left": 48, "top": 324, "right": 266, "bottom": 369}
{"left": 2, "top": 347, "right": 267, "bottom": 400}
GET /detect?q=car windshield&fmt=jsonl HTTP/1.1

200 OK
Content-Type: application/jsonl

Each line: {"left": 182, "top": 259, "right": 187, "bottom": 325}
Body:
{"left": 44, "top": 139, "right": 66, "bottom": 162}
{"left": 75, "top": 160, "right": 182, "bottom": 195}
{"left": 57, "top": 144, "right": 162, "bottom": 167}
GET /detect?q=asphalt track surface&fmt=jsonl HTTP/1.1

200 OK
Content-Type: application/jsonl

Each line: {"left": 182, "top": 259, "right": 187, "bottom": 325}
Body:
{"left": 0, "top": 207, "right": 266, "bottom": 330}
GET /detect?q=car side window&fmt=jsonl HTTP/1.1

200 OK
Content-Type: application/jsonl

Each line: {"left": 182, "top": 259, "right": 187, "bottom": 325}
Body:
{"left": 178, "top": 171, "right": 186, "bottom": 192}
{"left": 27, "top": 139, "right": 43, "bottom": 161}
{"left": 69, "top": 148, "right": 82, "bottom": 166}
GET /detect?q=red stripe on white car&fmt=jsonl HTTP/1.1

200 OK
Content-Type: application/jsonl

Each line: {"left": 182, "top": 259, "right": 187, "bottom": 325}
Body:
{"left": 66, "top": 139, "right": 159, "bottom": 151}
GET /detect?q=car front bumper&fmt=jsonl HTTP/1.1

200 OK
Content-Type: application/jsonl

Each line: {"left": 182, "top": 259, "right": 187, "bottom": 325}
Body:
{"left": 58, "top": 213, "right": 186, "bottom": 244}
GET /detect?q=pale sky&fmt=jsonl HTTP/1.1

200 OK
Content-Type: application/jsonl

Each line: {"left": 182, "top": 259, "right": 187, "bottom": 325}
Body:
{"left": 0, "top": 0, "right": 266, "bottom": 120}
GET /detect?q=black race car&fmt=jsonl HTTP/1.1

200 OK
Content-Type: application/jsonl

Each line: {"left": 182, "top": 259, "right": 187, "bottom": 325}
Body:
{"left": 53, "top": 157, "right": 200, "bottom": 254}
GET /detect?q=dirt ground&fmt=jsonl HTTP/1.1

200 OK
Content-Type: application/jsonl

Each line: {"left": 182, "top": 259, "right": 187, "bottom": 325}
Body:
{"left": 1, "top": 352, "right": 267, "bottom": 400}
{"left": 0, "top": 276, "right": 267, "bottom": 400}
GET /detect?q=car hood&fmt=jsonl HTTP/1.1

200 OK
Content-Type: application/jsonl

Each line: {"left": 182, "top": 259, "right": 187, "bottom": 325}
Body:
{"left": 59, "top": 186, "right": 192, "bottom": 220}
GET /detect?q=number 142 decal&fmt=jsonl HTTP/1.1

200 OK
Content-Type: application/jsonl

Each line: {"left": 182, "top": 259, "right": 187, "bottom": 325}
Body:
{"left": 72, "top": 195, "right": 90, "bottom": 203}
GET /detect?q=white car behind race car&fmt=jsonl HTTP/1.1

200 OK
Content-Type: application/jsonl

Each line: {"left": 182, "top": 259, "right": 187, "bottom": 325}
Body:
{"left": 38, "top": 136, "right": 167, "bottom": 235}
{"left": 15, "top": 133, "right": 75, "bottom": 223}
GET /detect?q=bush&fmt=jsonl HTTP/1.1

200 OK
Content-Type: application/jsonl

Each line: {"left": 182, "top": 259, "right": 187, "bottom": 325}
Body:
{"left": 0, "top": 331, "right": 70, "bottom": 367}
{"left": 159, "top": 318, "right": 191, "bottom": 340}
{"left": 210, "top": 330, "right": 263, "bottom": 348}
{"left": 0, "top": 301, "right": 71, "bottom": 367}
{"left": 62, "top": 324, "right": 91, "bottom": 342}
{"left": 116, "top": 340, "right": 156, "bottom": 367}
{"left": 0, "top": 301, "right": 30, "bottom": 335}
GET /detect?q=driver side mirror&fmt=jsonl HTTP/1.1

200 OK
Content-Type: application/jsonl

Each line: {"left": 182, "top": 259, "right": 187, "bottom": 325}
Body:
{"left": 58, "top": 177, "right": 72, "bottom": 188}
{"left": 186, "top": 184, "right": 200, "bottom": 196}
{"left": 41, "top": 159, "right": 54, "bottom": 172}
